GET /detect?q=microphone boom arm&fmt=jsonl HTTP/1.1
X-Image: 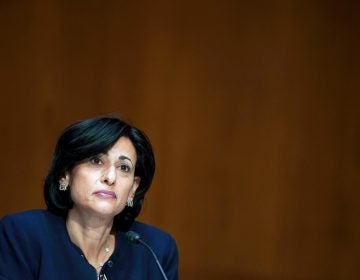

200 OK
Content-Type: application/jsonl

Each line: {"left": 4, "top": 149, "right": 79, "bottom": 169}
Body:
{"left": 125, "top": 231, "right": 169, "bottom": 280}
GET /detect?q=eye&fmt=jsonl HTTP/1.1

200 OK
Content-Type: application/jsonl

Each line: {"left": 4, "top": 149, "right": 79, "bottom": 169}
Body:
{"left": 119, "top": 163, "right": 131, "bottom": 172}
{"left": 90, "top": 156, "right": 103, "bottom": 165}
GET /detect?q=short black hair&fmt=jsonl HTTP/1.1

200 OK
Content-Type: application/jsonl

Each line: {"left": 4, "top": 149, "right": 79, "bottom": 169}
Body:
{"left": 44, "top": 116, "right": 155, "bottom": 230}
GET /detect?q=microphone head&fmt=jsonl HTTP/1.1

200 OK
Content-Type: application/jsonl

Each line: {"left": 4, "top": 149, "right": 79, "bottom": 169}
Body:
{"left": 125, "top": 230, "right": 141, "bottom": 244}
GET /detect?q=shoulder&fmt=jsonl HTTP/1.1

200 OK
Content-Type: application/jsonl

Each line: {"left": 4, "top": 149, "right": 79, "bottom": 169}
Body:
{"left": 1, "top": 209, "right": 46, "bottom": 219}
{"left": 1, "top": 209, "right": 52, "bottom": 223}
{"left": 0, "top": 209, "right": 63, "bottom": 233}
{"left": 0, "top": 210, "right": 49, "bottom": 262}
{"left": 0, "top": 210, "right": 61, "bottom": 278}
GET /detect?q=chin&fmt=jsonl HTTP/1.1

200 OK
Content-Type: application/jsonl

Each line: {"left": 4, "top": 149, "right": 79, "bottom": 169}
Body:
{"left": 93, "top": 204, "right": 124, "bottom": 217}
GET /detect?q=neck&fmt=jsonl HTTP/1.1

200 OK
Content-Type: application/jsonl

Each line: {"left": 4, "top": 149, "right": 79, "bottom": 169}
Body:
{"left": 66, "top": 209, "right": 115, "bottom": 273}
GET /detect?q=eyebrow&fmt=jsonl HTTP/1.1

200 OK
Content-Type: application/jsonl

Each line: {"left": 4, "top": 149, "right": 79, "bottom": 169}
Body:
{"left": 101, "top": 152, "right": 134, "bottom": 164}
{"left": 119, "top": 155, "right": 133, "bottom": 163}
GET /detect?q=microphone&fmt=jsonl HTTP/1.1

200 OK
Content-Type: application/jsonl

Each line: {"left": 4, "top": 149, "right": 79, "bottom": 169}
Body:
{"left": 125, "top": 231, "right": 169, "bottom": 280}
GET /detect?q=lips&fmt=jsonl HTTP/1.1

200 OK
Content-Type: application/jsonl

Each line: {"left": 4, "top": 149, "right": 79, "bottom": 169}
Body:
{"left": 93, "top": 190, "right": 117, "bottom": 199}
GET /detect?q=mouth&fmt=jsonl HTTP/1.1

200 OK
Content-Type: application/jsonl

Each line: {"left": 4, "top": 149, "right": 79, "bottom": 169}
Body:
{"left": 93, "top": 190, "right": 117, "bottom": 199}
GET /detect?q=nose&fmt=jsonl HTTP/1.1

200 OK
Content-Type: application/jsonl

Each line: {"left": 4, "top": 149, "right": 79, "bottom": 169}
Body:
{"left": 102, "top": 166, "right": 116, "bottom": 186}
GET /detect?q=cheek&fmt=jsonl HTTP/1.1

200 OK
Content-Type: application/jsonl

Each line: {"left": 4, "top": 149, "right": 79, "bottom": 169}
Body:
{"left": 70, "top": 168, "right": 99, "bottom": 186}
{"left": 116, "top": 180, "right": 136, "bottom": 197}
{"left": 69, "top": 172, "right": 98, "bottom": 198}
{"left": 69, "top": 180, "right": 88, "bottom": 201}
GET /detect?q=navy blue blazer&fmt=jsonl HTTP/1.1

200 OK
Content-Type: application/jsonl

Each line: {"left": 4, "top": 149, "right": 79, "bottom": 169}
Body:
{"left": 0, "top": 210, "right": 178, "bottom": 280}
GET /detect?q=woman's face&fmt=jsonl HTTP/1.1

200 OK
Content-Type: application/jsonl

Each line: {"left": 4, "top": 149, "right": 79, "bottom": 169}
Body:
{"left": 61, "top": 136, "right": 140, "bottom": 219}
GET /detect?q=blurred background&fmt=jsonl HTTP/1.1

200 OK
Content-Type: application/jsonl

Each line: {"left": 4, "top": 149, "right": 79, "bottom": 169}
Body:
{"left": 0, "top": 1, "right": 359, "bottom": 279}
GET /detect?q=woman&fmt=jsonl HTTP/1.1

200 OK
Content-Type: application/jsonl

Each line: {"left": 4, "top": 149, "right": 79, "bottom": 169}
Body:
{"left": 0, "top": 116, "right": 178, "bottom": 280}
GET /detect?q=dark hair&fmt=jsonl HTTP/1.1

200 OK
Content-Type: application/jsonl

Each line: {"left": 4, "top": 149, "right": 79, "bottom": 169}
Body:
{"left": 44, "top": 116, "right": 155, "bottom": 230}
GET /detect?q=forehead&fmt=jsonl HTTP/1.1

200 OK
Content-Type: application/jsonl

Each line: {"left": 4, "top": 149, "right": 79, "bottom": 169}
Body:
{"left": 108, "top": 136, "right": 137, "bottom": 161}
